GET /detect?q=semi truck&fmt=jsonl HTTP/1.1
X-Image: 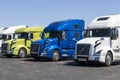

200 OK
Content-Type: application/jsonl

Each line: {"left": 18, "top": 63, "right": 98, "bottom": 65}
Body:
{"left": 0, "top": 27, "right": 5, "bottom": 48}
{"left": 30, "top": 19, "right": 84, "bottom": 61}
{"left": 1, "top": 27, "right": 44, "bottom": 58}
{"left": 74, "top": 14, "right": 120, "bottom": 66}
{"left": 0, "top": 25, "right": 27, "bottom": 51}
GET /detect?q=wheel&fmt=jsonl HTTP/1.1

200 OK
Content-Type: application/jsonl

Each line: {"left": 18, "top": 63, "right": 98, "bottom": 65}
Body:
{"left": 105, "top": 52, "right": 112, "bottom": 66}
{"left": 6, "top": 54, "right": 12, "bottom": 58}
{"left": 18, "top": 48, "right": 27, "bottom": 58}
{"left": 52, "top": 50, "right": 60, "bottom": 61}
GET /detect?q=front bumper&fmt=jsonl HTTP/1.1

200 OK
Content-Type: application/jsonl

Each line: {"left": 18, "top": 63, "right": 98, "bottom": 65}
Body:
{"left": 75, "top": 55, "right": 105, "bottom": 63}
{"left": 1, "top": 50, "right": 13, "bottom": 56}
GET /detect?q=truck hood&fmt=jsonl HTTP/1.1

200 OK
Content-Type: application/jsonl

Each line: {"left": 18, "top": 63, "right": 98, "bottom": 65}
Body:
{"left": 32, "top": 38, "right": 58, "bottom": 47}
{"left": 77, "top": 37, "right": 111, "bottom": 56}
{"left": 77, "top": 37, "right": 110, "bottom": 46}
{"left": 4, "top": 39, "right": 25, "bottom": 48}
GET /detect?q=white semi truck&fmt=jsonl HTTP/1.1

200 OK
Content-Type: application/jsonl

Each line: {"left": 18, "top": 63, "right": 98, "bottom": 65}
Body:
{"left": 0, "top": 28, "right": 5, "bottom": 48}
{"left": 0, "top": 25, "right": 27, "bottom": 50}
{"left": 74, "top": 14, "right": 120, "bottom": 66}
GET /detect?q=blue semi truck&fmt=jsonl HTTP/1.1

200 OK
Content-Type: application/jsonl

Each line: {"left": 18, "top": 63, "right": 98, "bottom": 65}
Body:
{"left": 30, "top": 19, "right": 84, "bottom": 61}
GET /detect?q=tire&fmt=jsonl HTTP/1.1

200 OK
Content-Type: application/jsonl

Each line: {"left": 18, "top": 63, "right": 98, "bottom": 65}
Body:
{"left": 105, "top": 52, "right": 112, "bottom": 66}
{"left": 18, "top": 48, "right": 27, "bottom": 58}
{"left": 52, "top": 50, "right": 60, "bottom": 61}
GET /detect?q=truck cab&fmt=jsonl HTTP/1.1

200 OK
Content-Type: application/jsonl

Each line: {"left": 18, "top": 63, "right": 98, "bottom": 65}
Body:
{"left": 74, "top": 14, "right": 120, "bottom": 66}
{"left": 0, "top": 25, "right": 27, "bottom": 52}
{"left": 0, "top": 28, "right": 5, "bottom": 48}
{"left": 1, "top": 27, "right": 44, "bottom": 58}
{"left": 30, "top": 19, "right": 84, "bottom": 61}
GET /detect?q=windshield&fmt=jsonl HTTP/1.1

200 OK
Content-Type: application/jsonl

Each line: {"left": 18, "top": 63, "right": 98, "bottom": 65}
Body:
{"left": 0, "top": 34, "right": 11, "bottom": 40}
{"left": 42, "top": 31, "right": 60, "bottom": 39}
{"left": 14, "top": 33, "right": 28, "bottom": 39}
{"left": 85, "top": 28, "right": 111, "bottom": 37}
{"left": 0, "top": 35, "right": 7, "bottom": 40}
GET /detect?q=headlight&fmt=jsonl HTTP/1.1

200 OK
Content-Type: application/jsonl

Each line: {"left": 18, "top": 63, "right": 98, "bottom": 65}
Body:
{"left": 41, "top": 49, "right": 48, "bottom": 56}
{"left": 94, "top": 50, "right": 103, "bottom": 56}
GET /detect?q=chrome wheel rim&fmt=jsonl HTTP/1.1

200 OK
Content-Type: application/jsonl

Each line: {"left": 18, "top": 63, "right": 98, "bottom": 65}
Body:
{"left": 19, "top": 49, "right": 26, "bottom": 58}
{"left": 53, "top": 51, "right": 59, "bottom": 61}
{"left": 106, "top": 54, "right": 111, "bottom": 65}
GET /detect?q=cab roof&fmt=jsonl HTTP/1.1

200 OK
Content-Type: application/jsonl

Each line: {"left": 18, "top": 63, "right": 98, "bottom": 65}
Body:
{"left": 0, "top": 25, "right": 27, "bottom": 34}
{"left": 15, "top": 27, "right": 44, "bottom": 33}
{"left": 89, "top": 14, "right": 120, "bottom": 29}
{"left": 44, "top": 19, "right": 84, "bottom": 31}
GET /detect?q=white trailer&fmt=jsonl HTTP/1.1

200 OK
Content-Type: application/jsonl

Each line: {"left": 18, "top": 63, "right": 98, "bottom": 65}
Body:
{"left": 74, "top": 14, "right": 120, "bottom": 66}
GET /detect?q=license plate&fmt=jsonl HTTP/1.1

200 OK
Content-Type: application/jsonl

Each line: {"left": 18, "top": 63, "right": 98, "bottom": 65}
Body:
{"left": 78, "top": 58, "right": 87, "bottom": 61}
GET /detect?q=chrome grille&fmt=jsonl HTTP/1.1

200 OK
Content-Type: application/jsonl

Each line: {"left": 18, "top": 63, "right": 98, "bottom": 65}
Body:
{"left": 77, "top": 44, "right": 90, "bottom": 56}
{"left": 1, "top": 43, "right": 8, "bottom": 51}
{"left": 30, "top": 44, "right": 39, "bottom": 54}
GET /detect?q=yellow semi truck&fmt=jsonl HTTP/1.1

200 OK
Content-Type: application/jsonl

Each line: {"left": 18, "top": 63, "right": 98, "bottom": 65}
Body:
{"left": 1, "top": 27, "right": 44, "bottom": 58}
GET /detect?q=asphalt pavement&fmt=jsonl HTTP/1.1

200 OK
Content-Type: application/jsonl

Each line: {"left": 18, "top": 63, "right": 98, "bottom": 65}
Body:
{"left": 0, "top": 57, "right": 120, "bottom": 80}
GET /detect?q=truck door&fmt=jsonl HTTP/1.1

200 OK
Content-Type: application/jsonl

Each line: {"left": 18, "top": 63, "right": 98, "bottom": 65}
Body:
{"left": 59, "top": 31, "right": 79, "bottom": 57}
{"left": 59, "top": 31, "right": 72, "bottom": 57}
{"left": 59, "top": 31, "right": 69, "bottom": 49}
{"left": 111, "top": 28, "right": 120, "bottom": 60}
{"left": 26, "top": 33, "right": 33, "bottom": 48}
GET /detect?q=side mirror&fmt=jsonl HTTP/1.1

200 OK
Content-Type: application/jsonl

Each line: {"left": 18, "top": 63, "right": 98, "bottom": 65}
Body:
{"left": 111, "top": 29, "right": 118, "bottom": 40}
{"left": 28, "top": 33, "right": 33, "bottom": 40}
{"left": 83, "top": 29, "right": 91, "bottom": 38}
{"left": 14, "top": 34, "right": 18, "bottom": 40}
{"left": 83, "top": 31, "right": 86, "bottom": 38}
{"left": 40, "top": 32, "right": 44, "bottom": 39}
{"left": 60, "top": 31, "right": 66, "bottom": 40}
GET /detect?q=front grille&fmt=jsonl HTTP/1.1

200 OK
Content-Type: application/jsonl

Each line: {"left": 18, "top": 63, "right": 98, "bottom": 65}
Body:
{"left": 1, "top": 43, "right": 8, "bottom": 51}
{"left": 30, "top": 44, "right": 40, "bottom": 54}
{"left": 77, "top": 44, "right": 90, "bottom": 56}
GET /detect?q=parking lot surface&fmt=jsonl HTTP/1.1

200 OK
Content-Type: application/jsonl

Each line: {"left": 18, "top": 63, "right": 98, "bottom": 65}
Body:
{"left": 0, "top": 57, "right": 120, "bottom": 80}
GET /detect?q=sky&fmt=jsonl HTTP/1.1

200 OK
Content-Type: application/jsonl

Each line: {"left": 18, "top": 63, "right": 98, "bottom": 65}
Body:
{"left": 0, "top": 0, "right": 120, "bottom": 27}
